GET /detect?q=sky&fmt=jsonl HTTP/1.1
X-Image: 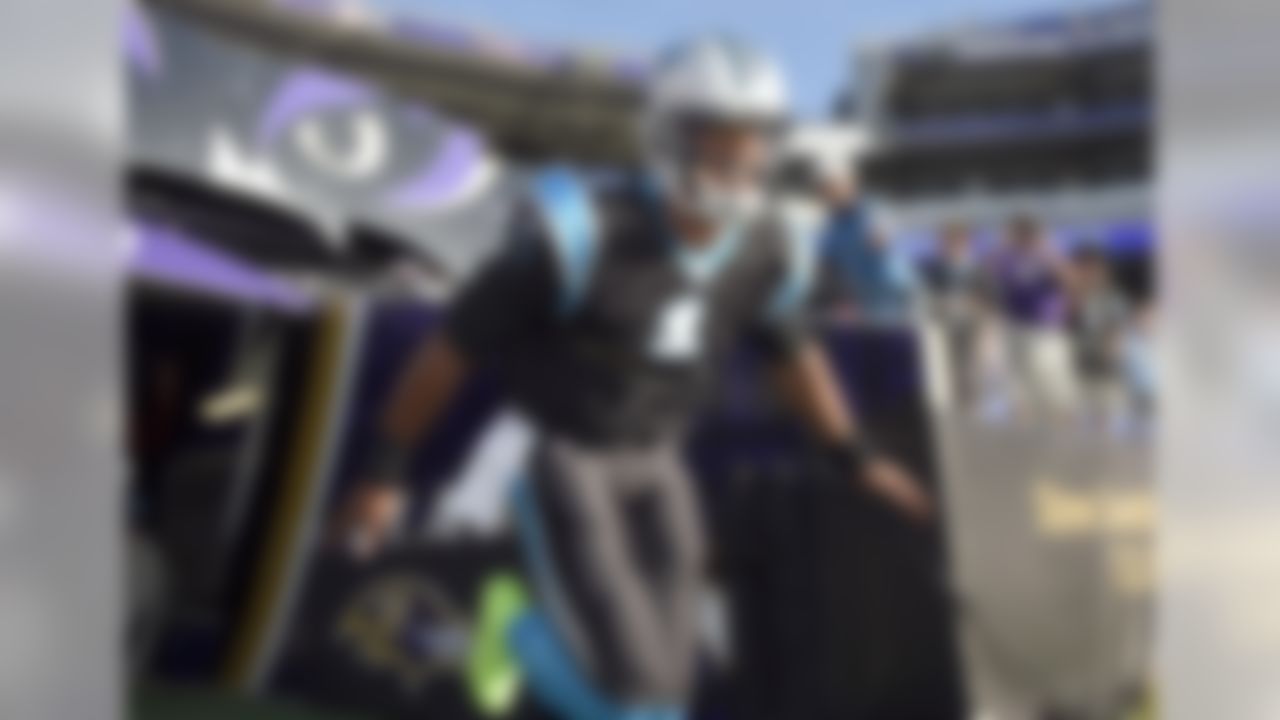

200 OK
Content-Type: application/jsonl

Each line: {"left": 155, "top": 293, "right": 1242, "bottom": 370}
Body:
{"left": 372, "top": 0, "right": 1123, "bottom": 118}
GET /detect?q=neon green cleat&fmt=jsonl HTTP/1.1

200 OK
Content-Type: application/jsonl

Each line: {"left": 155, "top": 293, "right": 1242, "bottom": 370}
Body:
{"left": 465, "top": 572, "right": 530, "bottom": 717}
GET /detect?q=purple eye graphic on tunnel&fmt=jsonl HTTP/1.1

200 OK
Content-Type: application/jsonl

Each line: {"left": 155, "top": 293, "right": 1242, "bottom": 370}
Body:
{"left": 256, "top": 67, "right": 495, "bottom": 213}
{"left": 257, "top": 69, "right": 375, "bottom": 150}
{"left": 381, "top": 127, "right": 487, "bottom": 210}
{"left": 123, "top": 4, "right": 163, "bottom": 79}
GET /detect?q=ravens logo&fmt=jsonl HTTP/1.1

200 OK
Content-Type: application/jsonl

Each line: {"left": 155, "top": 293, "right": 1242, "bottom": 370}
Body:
{"left": 334, "top": 573, "right": 469, "bottom": 694}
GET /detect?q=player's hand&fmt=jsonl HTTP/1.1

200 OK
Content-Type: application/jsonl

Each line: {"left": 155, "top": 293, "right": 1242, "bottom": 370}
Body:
{"left": 858, "top": 457, "right": 934, "bottom": 524}
{"left": 331, "top": 481, "right": 407, "bottom": 560}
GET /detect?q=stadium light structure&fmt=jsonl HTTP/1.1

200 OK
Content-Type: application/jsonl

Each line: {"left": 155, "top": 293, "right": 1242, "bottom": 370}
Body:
{"left": 140, "top": 0, "right": 645, "bottom": 166}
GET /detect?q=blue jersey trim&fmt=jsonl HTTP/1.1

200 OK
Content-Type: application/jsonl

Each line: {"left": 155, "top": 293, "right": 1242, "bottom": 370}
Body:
{"left": 635, "top": 169, "right": 746, "bottom": 287}
{"left": 512, "top": 478, "right": 565, "bottom": 635}
{"left": 766, "top": 214, "right": 820, "bottom": 321}
{"left": 529, "top": 167, "right": 600, "bottom": 317}
{"left": 676, "top": 224, "right": 745, "bottom": 286}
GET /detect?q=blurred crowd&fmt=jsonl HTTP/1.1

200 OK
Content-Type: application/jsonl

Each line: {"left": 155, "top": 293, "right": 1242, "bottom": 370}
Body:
{"left": 810, "top": 174, "right": 1155, "bottom": 435}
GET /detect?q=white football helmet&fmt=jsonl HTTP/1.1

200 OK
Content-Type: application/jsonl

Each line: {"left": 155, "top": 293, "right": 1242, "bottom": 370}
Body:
{"left": 643, "top": 36, "right": 791, "bottom": 227}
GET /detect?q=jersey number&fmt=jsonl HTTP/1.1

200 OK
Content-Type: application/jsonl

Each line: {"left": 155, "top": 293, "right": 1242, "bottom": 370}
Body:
{"left": 648, "top": 294, "right": 706, "bottom": 362}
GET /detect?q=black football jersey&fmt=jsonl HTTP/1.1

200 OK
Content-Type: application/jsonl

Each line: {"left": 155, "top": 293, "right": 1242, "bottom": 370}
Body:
{"left": 445, "top": 173, "right": 813, "bottom": 446}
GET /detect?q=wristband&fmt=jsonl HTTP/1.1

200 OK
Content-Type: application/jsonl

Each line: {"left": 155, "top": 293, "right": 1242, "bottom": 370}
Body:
{"left": 825, "top": 438, "right": 875, "bottom": 478}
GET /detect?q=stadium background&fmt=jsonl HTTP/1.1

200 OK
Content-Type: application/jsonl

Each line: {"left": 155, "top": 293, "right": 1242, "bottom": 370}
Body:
{"left": 125, "top": 1, "right": 1154, "bottom": 718}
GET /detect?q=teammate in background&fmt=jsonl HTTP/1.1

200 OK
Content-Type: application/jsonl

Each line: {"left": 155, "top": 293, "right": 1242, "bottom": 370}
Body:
{"left": 920, "top": 221, "right": 992, "bottom": 410}
{"left": 1121, "top": 300, "right": 1156, "bottom": 432}
{"left": 1065, "top": 244, "right": 1131, "bottom": 429}
{"left": 816, "top": 172, "right": 916, "bottom": 324}
{"left": 334, "top": 36, "right": 931, "bottom": 720}
{"left": 990, "top": 215, "right": 1070, "bottom": 415}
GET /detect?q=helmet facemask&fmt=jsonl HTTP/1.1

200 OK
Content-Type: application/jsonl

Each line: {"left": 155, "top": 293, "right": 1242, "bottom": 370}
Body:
{"left": 647, "top": 111, "right": 785, "bottom": 232}
{"left": 641, "top": 36, "right": 791, "bottom": 235}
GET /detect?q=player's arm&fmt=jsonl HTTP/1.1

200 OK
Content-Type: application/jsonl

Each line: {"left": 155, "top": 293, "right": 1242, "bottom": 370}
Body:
{"left": 754, "top": 213, "right": 933, "bottom": 522}
{"left": 333, "top": 334, "right": 469, "bottom": 558}
{"left": 334, "top": 215, "right": 558, "bottom": 556}
{"left": 768, "top": 341, "right": 933, "bottom": 522}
